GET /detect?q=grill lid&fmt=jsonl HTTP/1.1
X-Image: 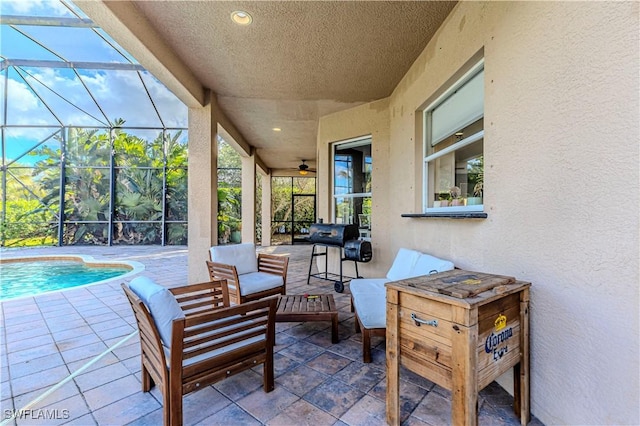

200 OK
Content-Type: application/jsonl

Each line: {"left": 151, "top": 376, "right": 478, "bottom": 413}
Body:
{"left": 308, "top": 223, "right": 359, "bottom": 246}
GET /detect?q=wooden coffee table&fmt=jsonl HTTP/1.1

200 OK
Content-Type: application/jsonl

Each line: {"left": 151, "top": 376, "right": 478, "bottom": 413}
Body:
{"left": 275, "top": 294, "right": 339, "bottom": 343}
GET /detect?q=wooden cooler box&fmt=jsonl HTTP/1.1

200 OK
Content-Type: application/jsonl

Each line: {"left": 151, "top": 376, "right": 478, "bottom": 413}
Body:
{"left": 385, "top": 270, "right": 531, "bottom": 426}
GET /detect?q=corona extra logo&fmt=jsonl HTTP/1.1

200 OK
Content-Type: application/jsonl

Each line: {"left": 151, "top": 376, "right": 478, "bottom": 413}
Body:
{"left": 485, "top": 327, "right": 513, "bottom": 355}
{"left": 494, "top": 314, "right": 507, "bottom": 331}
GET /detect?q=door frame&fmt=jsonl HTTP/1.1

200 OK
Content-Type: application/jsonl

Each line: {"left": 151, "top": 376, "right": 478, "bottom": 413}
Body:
{"left": 292, "top": 193, "right": 316, "bottom": 244}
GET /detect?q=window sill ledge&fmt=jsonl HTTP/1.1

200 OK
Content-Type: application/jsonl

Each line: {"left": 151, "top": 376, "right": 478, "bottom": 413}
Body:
{"left": 401, "top": 212, "right": 488, "bottom": 219}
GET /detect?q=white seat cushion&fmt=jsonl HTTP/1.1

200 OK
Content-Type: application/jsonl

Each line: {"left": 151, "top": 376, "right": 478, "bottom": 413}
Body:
{"left": 412, "top": 253, "right": 455, "bottom": 276}
{"left": 210, "top": 243, "right": 258, "bottom": 275}
{"left": 128, "top": 276, "right": 184, "bottom": 348}
{"left": 386, "top": 248, "right": 422, "bottom": 281}
{"left": 350, "top": 278, "right": 389, "bottom": 297}
{"left": 236, "top": 271, "right": 283, "bottom": 296}
{"left": 353, "top": 292, "right": 387, "bottom": 329}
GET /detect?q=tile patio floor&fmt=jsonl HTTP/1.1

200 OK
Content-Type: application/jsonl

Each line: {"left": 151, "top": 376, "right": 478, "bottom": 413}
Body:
{"left": 0, "top": 244, "right": 543, "bottom": 426}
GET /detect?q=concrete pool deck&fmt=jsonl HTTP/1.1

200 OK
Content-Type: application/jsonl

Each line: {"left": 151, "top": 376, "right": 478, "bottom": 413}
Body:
{"left": 0, "top": 245, "right": 543, "bottom": 425}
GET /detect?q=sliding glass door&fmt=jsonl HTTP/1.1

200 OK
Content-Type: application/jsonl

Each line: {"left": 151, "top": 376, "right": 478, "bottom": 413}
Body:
{"left": 333, "top": 137, "right": 372, "bottom": 239}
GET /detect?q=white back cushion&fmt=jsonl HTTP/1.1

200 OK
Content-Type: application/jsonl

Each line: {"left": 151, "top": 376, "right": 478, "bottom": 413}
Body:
{"left": 128, "top": 276, "right": 184, "bottom": 348}
{"left": 412, "top": 253, "right": 455, "bottom": 276}
{"left": 210, "top": 243, "right": 258, "bottom": 275}
{"left": 386, "top": 248, "right": 421, "bottom": 281}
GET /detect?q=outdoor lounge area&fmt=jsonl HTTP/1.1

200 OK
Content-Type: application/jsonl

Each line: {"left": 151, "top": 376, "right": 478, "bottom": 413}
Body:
{"left": 1, "top": 0, "right": 638, "bottom": 425}
{"left": 0, "top": 245, "right": 543, "bottom": 425}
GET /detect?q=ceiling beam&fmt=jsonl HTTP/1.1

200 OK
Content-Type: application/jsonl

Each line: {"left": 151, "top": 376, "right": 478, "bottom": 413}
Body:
{"left": 0, "top": 59, "right": 145, "bottom": 72}
{"left": 255, "top": 156, "right": 270, "bottom": 176}
{"left": 0, "top": 15, "right": 96, "bottom": 27}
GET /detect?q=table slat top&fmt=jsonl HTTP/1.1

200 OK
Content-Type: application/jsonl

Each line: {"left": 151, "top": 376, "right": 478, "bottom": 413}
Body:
{"left": 276, "top": 294, "right": 337, "bottom": 315}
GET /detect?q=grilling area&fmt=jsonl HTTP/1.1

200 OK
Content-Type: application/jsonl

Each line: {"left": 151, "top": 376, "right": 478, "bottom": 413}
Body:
{"left": 0, "top": 244, "right": 542, "bottom": 426}
{"left": 306, "top": 223, "right": 373, "bottom": 293}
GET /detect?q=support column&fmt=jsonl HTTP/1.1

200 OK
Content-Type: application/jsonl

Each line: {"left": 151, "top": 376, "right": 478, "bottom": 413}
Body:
{"left": 241, "top": 153, "right": 256, "bottom": 244}
{"left": 261, "top": 173, "right": 272, "bottom": 246}
{"left": 187, "top": 92, "right": 219, "bottom": 283}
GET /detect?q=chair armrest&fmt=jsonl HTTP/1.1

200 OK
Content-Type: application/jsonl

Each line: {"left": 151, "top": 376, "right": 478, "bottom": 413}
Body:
{"left": 169, "top": 280, "right": 230, "bottom": 315}
{"left": 257, "top": 254, "right": 289, "bottom": 279}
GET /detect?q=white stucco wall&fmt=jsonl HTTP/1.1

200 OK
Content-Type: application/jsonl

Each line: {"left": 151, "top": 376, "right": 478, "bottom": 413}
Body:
{"left": 317, "top": 98, "right": 391, "bottom": 278}
{"left": 318, "top": 1, "right": 639, "bottom": 424}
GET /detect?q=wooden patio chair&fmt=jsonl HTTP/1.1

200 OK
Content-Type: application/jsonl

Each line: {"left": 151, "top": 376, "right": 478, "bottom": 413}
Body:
{"left": 122, "top": 276, "right": 276, "bottom": 426}
{"left": 207, "top": 243, "right": 288, "bottom": 304}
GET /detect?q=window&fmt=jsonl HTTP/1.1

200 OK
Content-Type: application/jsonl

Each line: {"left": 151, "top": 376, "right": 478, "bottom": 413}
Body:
{"left": 424, "top": 59, "right": 484, "bottom": 212}
{"left": 333, "top": 137, "right": 372, "bottom": 239}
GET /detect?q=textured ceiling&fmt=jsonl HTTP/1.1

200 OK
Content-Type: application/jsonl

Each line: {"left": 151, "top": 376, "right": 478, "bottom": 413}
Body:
{"left": 120, "top": 1, "right": 457, "bottom": 172}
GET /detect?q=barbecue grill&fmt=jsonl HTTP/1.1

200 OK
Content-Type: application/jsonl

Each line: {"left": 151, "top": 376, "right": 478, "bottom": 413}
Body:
{"left": 307, "top": 223, "right": 373, "bottom": 292}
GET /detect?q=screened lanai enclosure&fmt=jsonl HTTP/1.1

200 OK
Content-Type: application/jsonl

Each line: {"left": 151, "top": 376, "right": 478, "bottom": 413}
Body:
{"left": 0, "top": 1, "right": 189, "bottom": 246}
{"left": 1, "top": 0, "right": 318, "bottom": 248}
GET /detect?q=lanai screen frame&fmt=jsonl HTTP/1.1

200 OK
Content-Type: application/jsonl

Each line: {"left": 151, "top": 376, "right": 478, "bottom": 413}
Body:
{"left": 0, "top": 11, "right": 188, "bottom": 247}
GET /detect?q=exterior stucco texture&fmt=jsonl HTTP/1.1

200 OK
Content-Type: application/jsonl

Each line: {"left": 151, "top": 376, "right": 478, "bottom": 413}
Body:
{"left": 318, "top": 2, "right": 639, "bottom": 424}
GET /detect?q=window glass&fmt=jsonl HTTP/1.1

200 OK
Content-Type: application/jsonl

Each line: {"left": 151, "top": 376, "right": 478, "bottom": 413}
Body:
{"left": 430, "top": 69, "right": 484, "bottom": 146}
{"left": 424, "top": 61, "right": 484, "bottom": 212}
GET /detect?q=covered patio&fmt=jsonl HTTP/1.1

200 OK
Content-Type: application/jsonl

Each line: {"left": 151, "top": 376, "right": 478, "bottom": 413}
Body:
{"left": 0, "top": 245, "right": 541, "bottom": 425}
{"left": 1, "top": 1, "right": 638, "bottom": 424}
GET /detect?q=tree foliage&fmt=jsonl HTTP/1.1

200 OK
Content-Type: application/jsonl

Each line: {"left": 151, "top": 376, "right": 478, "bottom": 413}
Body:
{"left": 217, "top": 139, "right": 242, "bottom": 241}
{"left": 1, "top": 120, "right": 188, "bottom": 246}
{"left": 270, "top": 177, "right": 315, "bottom": 244}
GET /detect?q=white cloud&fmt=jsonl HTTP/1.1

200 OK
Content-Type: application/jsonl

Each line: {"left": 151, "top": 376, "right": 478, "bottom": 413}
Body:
{"left": 140, "top": 72, "right": 188, "bottom": 128}
{"left": 4, "top": 67, "right": 187, "bottom": 129}
{"left": 1, "top": 0, "right": 73, "bottom": 17}
{"left": 6, "top": 76, "right": 39, "bottom": 112}
{"left": 1, "top": 75, "right": 58, "bottom": 131}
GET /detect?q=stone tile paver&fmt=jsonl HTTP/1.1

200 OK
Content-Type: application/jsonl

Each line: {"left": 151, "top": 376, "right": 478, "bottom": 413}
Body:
{"left": 267, "top": 398, "right": 336, "bottom": 426}
{"left": 0, "top": 245, "right": 540, "bottom": 426}
{"left": 238, "top": 386, "right": 299, "bottom": 424}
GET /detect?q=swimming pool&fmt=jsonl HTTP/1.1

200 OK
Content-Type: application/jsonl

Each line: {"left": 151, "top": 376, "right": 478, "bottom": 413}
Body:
{"left": 0, "top": 256, "right": 144, "bottom": 301}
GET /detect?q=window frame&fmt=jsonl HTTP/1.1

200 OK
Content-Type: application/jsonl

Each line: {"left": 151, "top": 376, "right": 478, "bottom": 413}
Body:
{"left": 331, "top": 136, "right": 372, "bottom": 232}
{"left": 423, "top": 59, "right": 485, "bottom": 213}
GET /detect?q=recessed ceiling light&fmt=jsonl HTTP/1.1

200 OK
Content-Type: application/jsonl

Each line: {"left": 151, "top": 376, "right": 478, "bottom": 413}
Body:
{"left": 272, "top": 127, "right": 281, "bottom": 132}
{"left": 231, "top": 10, "right": 252, "bottom": 26}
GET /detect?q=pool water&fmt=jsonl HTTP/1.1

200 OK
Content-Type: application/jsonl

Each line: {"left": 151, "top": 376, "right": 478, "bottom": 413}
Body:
{"left": 1, "top": 260, "right": 131, "bottom": 301}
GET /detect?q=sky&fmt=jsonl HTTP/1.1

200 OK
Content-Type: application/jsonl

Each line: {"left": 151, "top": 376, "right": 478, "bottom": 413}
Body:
{"left": 1, "top": 0, "right": 188, "bottom": 165}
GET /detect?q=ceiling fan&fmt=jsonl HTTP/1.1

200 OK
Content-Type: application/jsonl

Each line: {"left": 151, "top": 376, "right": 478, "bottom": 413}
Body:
{"left": 297, "top": 160, "right": 316, "bottom": 175}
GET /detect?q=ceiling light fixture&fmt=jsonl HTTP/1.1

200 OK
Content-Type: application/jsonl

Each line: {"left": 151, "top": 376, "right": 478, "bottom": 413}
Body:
{"left": 272, "top": 127, "right": 281, "bottom": 132}
{"left": 231, "top": 10, "right": 253, "bottom": 26}
{"left": 298, "top": 160, "right": 309, "bottom": 175}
